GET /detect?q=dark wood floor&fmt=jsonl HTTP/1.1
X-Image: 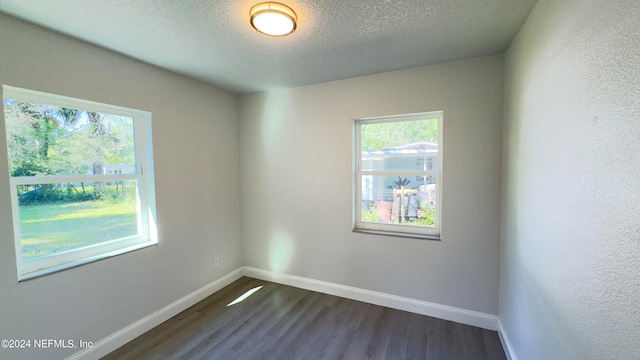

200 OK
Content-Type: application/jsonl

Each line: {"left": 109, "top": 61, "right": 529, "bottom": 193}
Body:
{"left": 102, "top": 277, "right": 506, "bottom": 360}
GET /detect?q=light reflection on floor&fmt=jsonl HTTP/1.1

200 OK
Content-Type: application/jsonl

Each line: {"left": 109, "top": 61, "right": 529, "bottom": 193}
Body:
{"left": 227, "top": 285, "right": 264, "bottom": 307}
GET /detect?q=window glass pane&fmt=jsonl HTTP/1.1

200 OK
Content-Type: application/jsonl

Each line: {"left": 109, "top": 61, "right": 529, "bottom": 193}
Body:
{"left": 361, "top": 175, "right": 437, "bottom": 228}
{"left": 3, "top": 99, "right": 136, "bottom": 177}
{"left": 18, "top": 181, "right": 140, "bottom": 262}
{"left": 361, "top": 119, "right": 438, "bottom": 172}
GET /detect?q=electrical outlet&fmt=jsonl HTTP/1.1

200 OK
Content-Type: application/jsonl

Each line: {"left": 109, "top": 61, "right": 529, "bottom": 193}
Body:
{"left": 214, "top": 257, "right": 220, "bottom": 268}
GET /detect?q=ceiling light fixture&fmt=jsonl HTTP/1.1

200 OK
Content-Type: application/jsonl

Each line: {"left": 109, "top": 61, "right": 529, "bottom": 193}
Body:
{"left": 250, "top": 2, "right": 297, "bottom": 37}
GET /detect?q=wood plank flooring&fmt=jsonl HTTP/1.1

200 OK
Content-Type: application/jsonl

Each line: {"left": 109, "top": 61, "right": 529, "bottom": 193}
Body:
{"left": 102, "top": 277, "right": 506, "bottom": 360}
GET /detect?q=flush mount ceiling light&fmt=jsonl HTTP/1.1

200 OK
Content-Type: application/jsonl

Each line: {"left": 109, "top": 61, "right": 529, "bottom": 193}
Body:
{"left": 250, "top": 2, "right": 297, "bottom": 37}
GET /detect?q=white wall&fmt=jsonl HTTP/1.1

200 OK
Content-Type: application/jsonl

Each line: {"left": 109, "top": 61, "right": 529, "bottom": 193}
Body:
{"left": 0, "top": 14, "right": 242, "bottom": 359}
{"left": 240, "top": 56, "right": 504, "bottom": 315}
{"left": 500, "top": 0, "right": 640, "bottom": 359}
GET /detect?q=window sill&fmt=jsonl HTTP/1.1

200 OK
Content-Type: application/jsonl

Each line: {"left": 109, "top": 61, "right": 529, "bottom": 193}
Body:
{"left": 352, "top": 228, "right": 441, "bottom": 241}
{"left": 18, "top": 241, "right": 157, "bottom": 282}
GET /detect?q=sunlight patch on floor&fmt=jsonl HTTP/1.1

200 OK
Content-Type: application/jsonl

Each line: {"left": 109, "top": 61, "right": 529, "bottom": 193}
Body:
{"left": 227, "top": 285, "right": 263, "bottom": 307}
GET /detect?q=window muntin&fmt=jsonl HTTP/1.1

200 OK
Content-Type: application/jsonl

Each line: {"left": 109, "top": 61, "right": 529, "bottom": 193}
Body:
{"left": 2, "top": 85, "right": 157, "bottom": 280}
{"left": 354, "top": 112, "right": 442, "bottom": 238}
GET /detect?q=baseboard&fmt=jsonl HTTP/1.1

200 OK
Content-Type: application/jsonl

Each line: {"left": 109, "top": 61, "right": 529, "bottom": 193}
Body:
{"left": 242, "top": 266, "right": 499, "bottom": 331}
{"left": 498, "top": 319, "right": 518, "bottom": 360}
{"left": 66, "top": 267, "right": 244, "bottom": 360}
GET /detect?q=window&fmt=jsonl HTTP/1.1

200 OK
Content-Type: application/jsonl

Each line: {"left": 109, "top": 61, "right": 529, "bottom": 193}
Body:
{"left": 354, "top": 112, "right": 442, "bottom": 239}
{"left": 2, "top": 86, "right": 157, "bottom": 280}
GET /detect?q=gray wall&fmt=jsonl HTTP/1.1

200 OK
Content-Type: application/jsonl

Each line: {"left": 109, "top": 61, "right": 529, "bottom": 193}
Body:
{"left": 239, "top": 56, "right": 504, "bottom": 315}
{"left": 500, "top": 0, "right": 640, "bottom": 359}
{"left": 0, "top": 14, "right": 243, "bottom": 359}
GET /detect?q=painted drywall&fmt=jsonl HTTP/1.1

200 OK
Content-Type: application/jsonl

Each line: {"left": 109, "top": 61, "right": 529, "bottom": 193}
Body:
{"left": 500, "top": 0, "right": 640, "bottom": 359}
{"left": 0, "top": 14, "right": 242, "bottom": 360}
{"left": 239, "top": 56, "right": 504, "bottom": 315}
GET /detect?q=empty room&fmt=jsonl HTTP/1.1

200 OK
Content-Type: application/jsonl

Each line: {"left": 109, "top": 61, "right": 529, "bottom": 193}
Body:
{"left": 0, "top": 0, "right": 638, "bottom": 359}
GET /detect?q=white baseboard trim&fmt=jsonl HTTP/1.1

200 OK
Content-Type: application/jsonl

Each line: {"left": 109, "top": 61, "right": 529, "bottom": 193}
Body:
{"left": 498, "top": 319, "right": 518, "bottom": 360}
{"left": 242, "top": 266, "right": 499, "bottom": 331}
{"left": 66, "top": 267, "right": 244, "bottom": 360}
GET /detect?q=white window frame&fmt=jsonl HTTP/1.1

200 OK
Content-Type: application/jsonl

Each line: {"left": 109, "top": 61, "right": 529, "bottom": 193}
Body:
{"left": 3, "top": 85, "right": 158, "bottom": 280}
{"left": 353, "top": 111, "right": 443, "bottom": 239}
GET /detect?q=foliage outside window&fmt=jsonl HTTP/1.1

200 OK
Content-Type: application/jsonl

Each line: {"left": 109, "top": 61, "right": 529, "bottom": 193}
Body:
{"left": 354, "top": 112, "right": 442, "bottom": 238}
{"left": 2, "top": 86, "right": 157, "bottom": 280}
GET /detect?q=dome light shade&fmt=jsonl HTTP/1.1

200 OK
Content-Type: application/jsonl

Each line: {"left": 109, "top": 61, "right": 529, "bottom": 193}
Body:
{"left": 250, "top": 2, "right": 297, "bottom": 37}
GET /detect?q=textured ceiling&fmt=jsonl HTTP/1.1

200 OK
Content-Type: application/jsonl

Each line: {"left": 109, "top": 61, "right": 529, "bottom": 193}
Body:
{"left": 0, "top": 0, "right": 537, "bottom": 94}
